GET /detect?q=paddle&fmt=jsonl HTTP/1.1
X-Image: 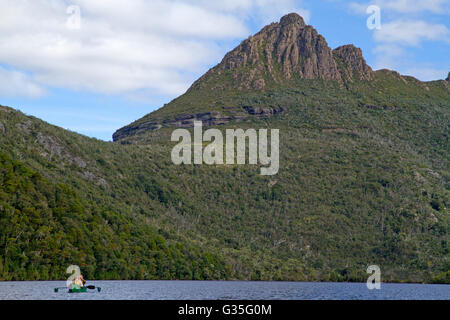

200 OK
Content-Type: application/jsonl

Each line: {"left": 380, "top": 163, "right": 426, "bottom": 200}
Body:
{"left": 86, "top": 285, "right": 102, "bottom": 292}
{"left": 54, "top": 285, "right": 101, "bottom": 292}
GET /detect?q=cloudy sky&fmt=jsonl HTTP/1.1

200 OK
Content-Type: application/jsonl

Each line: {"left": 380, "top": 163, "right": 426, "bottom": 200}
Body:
{"left": 0, "top": 0, "right": 449, "bottom": 140}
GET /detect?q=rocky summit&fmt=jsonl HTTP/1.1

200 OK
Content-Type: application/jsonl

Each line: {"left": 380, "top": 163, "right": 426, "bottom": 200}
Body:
{"left": 210, "top": 13, "right": 340, "bottom": 86}
{"left": 195, "top": 13, "right": 373, "bottom": 89}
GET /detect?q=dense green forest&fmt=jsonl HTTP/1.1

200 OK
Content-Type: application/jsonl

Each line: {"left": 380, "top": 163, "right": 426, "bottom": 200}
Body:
{"left": 0, "top": 152, "right": 230, "bottom": 280}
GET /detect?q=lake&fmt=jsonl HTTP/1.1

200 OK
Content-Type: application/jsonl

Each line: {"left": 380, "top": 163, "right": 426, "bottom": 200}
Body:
{"left": 0, "top": 281, "right": 448, "bottom": 300}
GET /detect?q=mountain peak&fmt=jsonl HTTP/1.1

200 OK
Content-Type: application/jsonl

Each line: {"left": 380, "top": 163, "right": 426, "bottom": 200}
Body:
{"left": 190, "top": 12, "right": 342, "bottom": 92}
{"left": 279, "top": 12, "right": 306, "bottom": 28}
{"left": 189, "top": 13, "right": 376, "bottom": 93}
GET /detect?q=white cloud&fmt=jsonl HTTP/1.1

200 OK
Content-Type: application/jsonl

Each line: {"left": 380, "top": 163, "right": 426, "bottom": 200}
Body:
{"left": 402, "top": 67, "right": 449, "bottom": 81}
{"left": 0, "top": 66, "right": 45, "bottom": 98}
{"left": 370, "top": 44, "right": 449, "bottom": 82}
{"left": 371, "top": 20, "right": 450, "bottom": 80}
{"left": 383, "top": 0, "right": 450, "bottom": 14}
{"left": 372, "top": 44, "right": 406, "bottom": 70}
{"left": 182, "top": 0, "right": 310, "bottom": 24}
{"left": 373, "top": 20, "right": 450, "bottom": 45}
{"left": 348, "top": 1, "right": 450, "bottom": 80}
{"left": 349, "top": 0, "right": 450, "bottom": 15}
{"left": 246, "top": 0, "right": 311, "bottom": 25}
{"left": 0, "top": 0, "right": 309, "bottom": 98}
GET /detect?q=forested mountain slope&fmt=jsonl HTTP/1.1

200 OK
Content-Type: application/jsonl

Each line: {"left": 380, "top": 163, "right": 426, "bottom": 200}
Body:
{"left": 1, "top": 13, "right": 448, "bottom": 283}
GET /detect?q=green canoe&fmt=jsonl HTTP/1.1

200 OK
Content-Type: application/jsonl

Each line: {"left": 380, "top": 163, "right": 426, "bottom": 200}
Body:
{"left": 69, "top": 286, "right": 87, "bottom": 293}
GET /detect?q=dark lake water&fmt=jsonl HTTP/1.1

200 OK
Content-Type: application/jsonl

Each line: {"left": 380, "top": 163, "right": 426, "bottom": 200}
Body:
{"left": 0, "top": 281, "right": 448, "bottom": 300}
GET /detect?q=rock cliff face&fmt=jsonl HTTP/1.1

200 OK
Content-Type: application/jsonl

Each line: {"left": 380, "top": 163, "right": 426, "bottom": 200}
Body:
{"left": 112, "top": 105, "right": 286, "bottom": 141}
{"left": 223, "top": 13, "right": 341, "bottom": 82}
{"left": 113, "top": 13, "right": 375, "bottom": 141}
{"left": 333, "top": 45, "right": 373, "bottom": 81}
{"left": 190, "top": 13, "right": 344, "bottom": 92}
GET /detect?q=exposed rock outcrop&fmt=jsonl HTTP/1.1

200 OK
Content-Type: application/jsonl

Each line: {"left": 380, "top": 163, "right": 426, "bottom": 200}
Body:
{"left": 190, "top": 13, "right": 342, "bottom": 92}
{"left": 333, "top": 45, "right": 373, "bottom": 81}
{"left": 36, "top": 132, "right": 87, "bottom": 168}
{"left": 112, "top": 105, "right": 286, "bottom": 141}
{"left": 16, "top": 120, "right": 33, "bottom": 134}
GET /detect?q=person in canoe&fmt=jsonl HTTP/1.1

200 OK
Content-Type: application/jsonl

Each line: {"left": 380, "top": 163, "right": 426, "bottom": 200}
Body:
{"left": 71, "top": 274, "right": 86, "bottom": 290}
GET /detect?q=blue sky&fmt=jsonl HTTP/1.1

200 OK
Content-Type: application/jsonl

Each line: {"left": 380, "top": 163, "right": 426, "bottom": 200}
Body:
{"left": 0, "top": 0, "right": 448, "bottom": 141}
